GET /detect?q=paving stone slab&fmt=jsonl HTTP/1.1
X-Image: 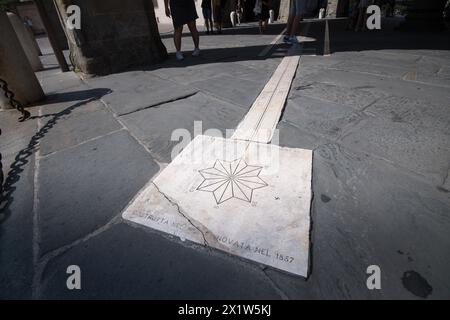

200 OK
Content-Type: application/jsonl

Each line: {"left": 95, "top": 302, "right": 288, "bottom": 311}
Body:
{"left": 153, "top": 61, "right": 273, "bottom": 85}
{"left": 282, "top": 95, "right": 365, "bottom": 140}
{"left": 190, "top": 74, "right": 266, "bottom": 108}
{"left": 263, "top": 142, "right": 450, "bottom": 299}
{"left": 39, "top": 100, "right": 122, "bottom": 156}
{"left": 37, "top": 71, "right": 84, "bottom": 95}
{"left": 120, "top": 92, "right": 248, "bottom": 163}
{"left": 339, "top": 114, "right": 450, "bottom": 185}
{"left": 37, "top": 130, "right": 159, "bottom": 255}
{"left": 0, "top": 153, "right": 35, "bottom": 299}
{"left": 365, "top": 95, "right": 450, "bottom": 136}
{"left": 276, "top": 120, "right": 333, "bottom": 151}
{"left": 301, "top": 69, "right": 450, "bottom": 106}
{"left": 0, "top": 109, "right": 39, "bottom": 299}
{"left": 85, "top": 71, "right": 198, "bottom": 116}
{"left": 39, "top": 223, "right": 282, "bottom": 299}
{"left": 330, "top": 60, "right": 410, "bottom": 78}
{"left": 290, "top": 80, "right": 388, "bottom": 111}
{"left": 123, "top": 135, "right": 313, "bottom": 277}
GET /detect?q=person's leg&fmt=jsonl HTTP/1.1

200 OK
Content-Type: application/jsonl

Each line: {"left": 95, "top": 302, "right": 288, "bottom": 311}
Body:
{"left": 289, "top": 12, "right": 302, "bottom": 37}
{"left": 174, "top": 26, "right": 183, "bottom": 51}
{"left": 210, "top": 19, "right": 214, "bottom": 33}
{"left": 205, "top": 20, "right": 210, "bottom": 33}
{"left": 286, "top": 0, "right": 300, "bottom": 36}
{"left": 203, "top": 9, "right": 210, "bottom": 33}
{"left": 187, "top": 20, "right": 200, "bottom": 48}
{"left": 285, "top": 13, "right": 295, "bottom": 35}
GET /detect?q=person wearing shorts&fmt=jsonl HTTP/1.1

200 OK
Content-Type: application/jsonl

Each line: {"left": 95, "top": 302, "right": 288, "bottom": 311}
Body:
{"left": 283, "top": 0, "right": 307, "bottom": 45}
{"left": 214, "top": 0, "right": 225, "bottom": 34}
{"left": 254, "top": 0, "right": 271, "bottom": 34}
{"left": 165, "top": 0, "right": 200, "bottom": 60}
{"left": 202, "top": 0, "right": 213, "bottom": 34}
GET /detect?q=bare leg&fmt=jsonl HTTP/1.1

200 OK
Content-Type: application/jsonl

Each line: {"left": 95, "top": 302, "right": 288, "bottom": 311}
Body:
{"left": 187, "top": 20, "right": 200, "bottom": 48}
{"left": 286, "top": 14, "right": 294, "bottom": 35}
{"left": 174, "top": 26, "right": 183, "bottom": 51}
{"left": 289, "top": 13, "right": 302, "bottom": 37}
{"left": 208, "top": 19, "right": 214, "bottom": 33}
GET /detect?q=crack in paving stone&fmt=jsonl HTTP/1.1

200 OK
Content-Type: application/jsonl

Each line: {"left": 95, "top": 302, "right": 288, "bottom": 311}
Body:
{"left": 31, "top": 214, "right": 123, "bottom": 299}
{"left": 118, "top": 91, "right": 199, "bottom": 117}
{"left": 151, "top": 181, "right": 213, "bottom": 247}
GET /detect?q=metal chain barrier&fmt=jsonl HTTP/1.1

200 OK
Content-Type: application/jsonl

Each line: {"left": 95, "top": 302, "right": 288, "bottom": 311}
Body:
{"left": 0, "top": 77, "right": 31, "bottom": 122}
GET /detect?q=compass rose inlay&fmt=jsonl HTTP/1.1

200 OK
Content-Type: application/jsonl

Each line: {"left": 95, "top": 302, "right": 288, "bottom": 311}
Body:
{"left": 197, "top": 159, "right": 268, "bottom": 204}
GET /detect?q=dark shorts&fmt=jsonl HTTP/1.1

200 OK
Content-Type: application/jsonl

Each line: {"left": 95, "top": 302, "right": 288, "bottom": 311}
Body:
{"left": 169, "top": 0, "right": 198, "bottom": 28}
{"left": 202, "top": 7, "right": 212, "bottom": 20}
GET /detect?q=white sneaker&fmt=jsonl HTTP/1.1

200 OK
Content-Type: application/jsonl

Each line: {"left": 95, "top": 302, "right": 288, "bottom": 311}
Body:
{"left": 175, "top": 51, "right": 184, "bottom": 61}
{"left": 192, "top": 47, "right": 200, "bottom": 57}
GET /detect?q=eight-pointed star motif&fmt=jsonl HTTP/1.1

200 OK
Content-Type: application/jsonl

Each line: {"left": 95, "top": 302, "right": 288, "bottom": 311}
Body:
{"left": 197, "top": 159, "right": 268, "bottom": 204}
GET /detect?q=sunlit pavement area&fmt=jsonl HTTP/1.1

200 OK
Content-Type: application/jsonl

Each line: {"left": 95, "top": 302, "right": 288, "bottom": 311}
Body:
{"left": 1, "top": 18, "right": 450, "bottom": 299}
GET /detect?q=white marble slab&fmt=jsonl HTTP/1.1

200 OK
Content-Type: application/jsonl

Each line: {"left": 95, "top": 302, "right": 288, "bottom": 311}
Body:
{"left": 123, "top": 135, "right": 312, "bottom": 276}
{"left": 232, "top": 55, "right": 300, "bottom": 143}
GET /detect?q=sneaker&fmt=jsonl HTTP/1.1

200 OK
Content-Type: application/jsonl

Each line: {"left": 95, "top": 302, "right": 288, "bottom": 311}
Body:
{"left": 192, "top": 47, "right": 200, "bottom": 57}
{"left": 283, "top": 35, "right": 290, "bottom": 43}
{"left": 175, "top": 51, "right": 184, "bottom": 61}
{"left": 287, "top": 36, "right": 300, "bottom": 45}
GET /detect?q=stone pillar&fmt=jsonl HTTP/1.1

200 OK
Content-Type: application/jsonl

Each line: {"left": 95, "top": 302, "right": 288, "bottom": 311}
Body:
{"left": 326, "top": 0, "right": 339, "bottom": 17}
{"left": 25, "top": 23, "right": 43, "bottom": 56}
{"left": 400, "top": 0, "right": 447, "bottom": 31}
{"left": 43, "top": 0, "right": 69, "bottom": 50}
{"left": 278, "top": 0, "right": 291, "bottom": 21}
{"left": 7, "top": 12, "right": 44, "bottom": 72}
{"left": 0, "top": 11, "right": 45, "bottom": 107}
{"left": 53, "top": 0, "right": 168, "bottom": 76}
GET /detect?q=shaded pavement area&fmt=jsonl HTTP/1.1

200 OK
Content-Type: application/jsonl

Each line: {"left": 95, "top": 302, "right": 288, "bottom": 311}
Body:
{"left": 0, "top": 19, "right": 449, "bottom": 299}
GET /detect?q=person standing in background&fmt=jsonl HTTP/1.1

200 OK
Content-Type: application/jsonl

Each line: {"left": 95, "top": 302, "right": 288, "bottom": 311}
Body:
{"left": 283, "top": 0, "right": 307, "bottom": 45}
{"left": 202, "top": 0, "right": 214, "bottom": 34}
{"left": 254, "top": 0, "right": 271, "bottom": 34}
{"left": 236, "top": 0, "right": 243, "bottom": 25}
{"left": 164, "top": 0, "right": 201, "bottom": 60}
{"left": 214, "top": 0, "right": 226, "bottom": 34}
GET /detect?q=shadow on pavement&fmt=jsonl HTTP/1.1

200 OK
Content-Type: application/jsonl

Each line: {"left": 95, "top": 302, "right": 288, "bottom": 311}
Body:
{"left": 0, "top": 88, "right": 112, "bottom": 224}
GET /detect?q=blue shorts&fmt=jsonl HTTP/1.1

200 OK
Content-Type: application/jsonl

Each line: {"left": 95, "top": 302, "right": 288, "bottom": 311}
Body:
{"left": 290, "top": 0, "right": 307, "bottom": 15}
{"left": 202, "top": 7, "right": 212, "bottom": 20}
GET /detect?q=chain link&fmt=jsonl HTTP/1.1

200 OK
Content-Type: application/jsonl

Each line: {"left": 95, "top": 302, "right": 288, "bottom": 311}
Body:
{"left": 0, "top": 77, "right": 31, "bottom": 122}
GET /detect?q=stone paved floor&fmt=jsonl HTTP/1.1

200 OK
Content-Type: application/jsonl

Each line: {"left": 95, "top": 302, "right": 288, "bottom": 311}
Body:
{"left": 1, "top": 19, "right": 449, "bottom": 299}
